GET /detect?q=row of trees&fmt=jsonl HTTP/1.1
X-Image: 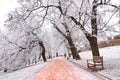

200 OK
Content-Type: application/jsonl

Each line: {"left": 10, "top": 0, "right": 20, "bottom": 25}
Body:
{"left": 15, "top": 0, "right": 119, "bottom": 58}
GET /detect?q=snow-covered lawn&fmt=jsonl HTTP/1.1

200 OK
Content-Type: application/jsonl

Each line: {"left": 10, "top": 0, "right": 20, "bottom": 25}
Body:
{"left": 72, "top": 46, "right": 120, "bottom": 80}
{"left": 0, "top": 61, "right": 50, "bottom": 80}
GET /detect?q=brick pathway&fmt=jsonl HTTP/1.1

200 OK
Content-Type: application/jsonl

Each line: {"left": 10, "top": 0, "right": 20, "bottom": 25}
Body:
{"left": 34, "top": 57, "right": 100, "bottom": 80}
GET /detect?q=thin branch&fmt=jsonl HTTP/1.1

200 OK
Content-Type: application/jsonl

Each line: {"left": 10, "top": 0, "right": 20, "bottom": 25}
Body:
{"left": 69, "top": 16, "right": 91, "bottom": 37}
{"left": 52, "top": 22, "right": 67, "bottom": 38}
{"left": 99, "top": 9, "right": 118, "bottom": 30}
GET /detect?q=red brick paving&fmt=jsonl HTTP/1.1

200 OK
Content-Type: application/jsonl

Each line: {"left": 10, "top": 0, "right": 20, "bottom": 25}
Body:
{"left": 34, "top": 57, "right": 81, "bottom": 80}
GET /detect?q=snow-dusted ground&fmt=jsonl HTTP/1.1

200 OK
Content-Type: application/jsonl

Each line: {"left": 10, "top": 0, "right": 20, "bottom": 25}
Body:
{"left": 72, "top": 46, "right": 120, "bottom": 80}
{"left": 0, "top": 46, "right": 120, "bottom": 80}
{"left": 0, "top": 61, "right": 50, "bottom": 80}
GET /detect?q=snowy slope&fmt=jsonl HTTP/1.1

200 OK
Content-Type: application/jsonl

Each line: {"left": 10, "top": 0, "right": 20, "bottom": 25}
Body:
{"left": 0, "top": 62, "right": 49, "bottom": 80}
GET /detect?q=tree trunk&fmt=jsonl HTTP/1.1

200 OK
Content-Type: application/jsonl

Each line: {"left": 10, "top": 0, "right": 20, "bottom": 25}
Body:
{"left": 87, "top": 0, "right": 100, "bottom": 56}
{"left": 87, "top": 36, "right": 100, "bottom": 56}
{"left": 39, "top": 41, "right": 47, "bottom": 62}
{"left": 67, "top": 36, "right": 81, "bottom": 60}
{"left": 56, "top": 52, "right": 59, "bottom": 57}
{"left": 53, "top": 23, "right": 80, "bottom": 60}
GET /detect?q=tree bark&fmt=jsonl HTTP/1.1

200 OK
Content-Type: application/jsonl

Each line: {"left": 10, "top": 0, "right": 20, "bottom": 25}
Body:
{"left": 39, "top": 41, "right": 47, "bottom": 62}
{"left": 63, "top": 23, "right": 80, "bottom": 60}
{"left": 67, "top": 36, "right": 81, "bottom": 60}
{"left": 87, "top": 36, "right": 100, "bottom": 56}
{"left": 88, "top": 0, "right": 100, "bottom": 56}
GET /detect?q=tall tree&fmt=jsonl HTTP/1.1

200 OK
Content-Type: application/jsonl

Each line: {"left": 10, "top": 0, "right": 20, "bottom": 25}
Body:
{"left": 68, "top": 0, "right": 120, "bottom": 56}
{"left": 15, "top": 0, "right": 120, "bottom": 57}
{"left": 53, "top": 22, "right": 80, "bottom": 60}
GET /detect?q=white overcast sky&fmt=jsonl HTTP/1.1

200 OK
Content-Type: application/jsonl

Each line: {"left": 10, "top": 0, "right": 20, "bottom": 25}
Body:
{"left": 0, "top": 0, "right": 19, "bottom": 32}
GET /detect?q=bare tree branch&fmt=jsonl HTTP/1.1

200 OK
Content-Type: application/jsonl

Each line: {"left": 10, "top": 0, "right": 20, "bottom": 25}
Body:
{"left": 98, "top": 9, "right": 119, "bottom": 30}
{"left": 52, "top": 23, "right": 67, "bottom": 38}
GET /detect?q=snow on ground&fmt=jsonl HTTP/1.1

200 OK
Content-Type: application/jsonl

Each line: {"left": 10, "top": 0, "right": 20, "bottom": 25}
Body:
{"left": 71, "top": 46, "right": 120, "bottom": 80}
{"left": 0, "top": 61, "right": 50, "bottom": 80}
{"left": 0, "top": 46, "right": 120, "bottom": 80}
{"left": 34, "top": 57, "right": 100, "bottom": 80}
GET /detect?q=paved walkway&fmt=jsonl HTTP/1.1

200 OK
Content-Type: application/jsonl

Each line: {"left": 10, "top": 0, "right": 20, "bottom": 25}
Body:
{"left": 34, "top": 57, "right": 100, "bottom": 80}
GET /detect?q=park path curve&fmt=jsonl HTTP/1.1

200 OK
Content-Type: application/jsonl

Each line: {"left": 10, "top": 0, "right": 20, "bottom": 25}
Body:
{"left": 34, "top": 57, "right": 100, "bottom": 80}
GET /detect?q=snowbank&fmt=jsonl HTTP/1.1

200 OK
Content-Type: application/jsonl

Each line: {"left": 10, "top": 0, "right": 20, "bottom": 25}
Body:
{"left": 74, "top": 46, "right": 120, "bottom": 80}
